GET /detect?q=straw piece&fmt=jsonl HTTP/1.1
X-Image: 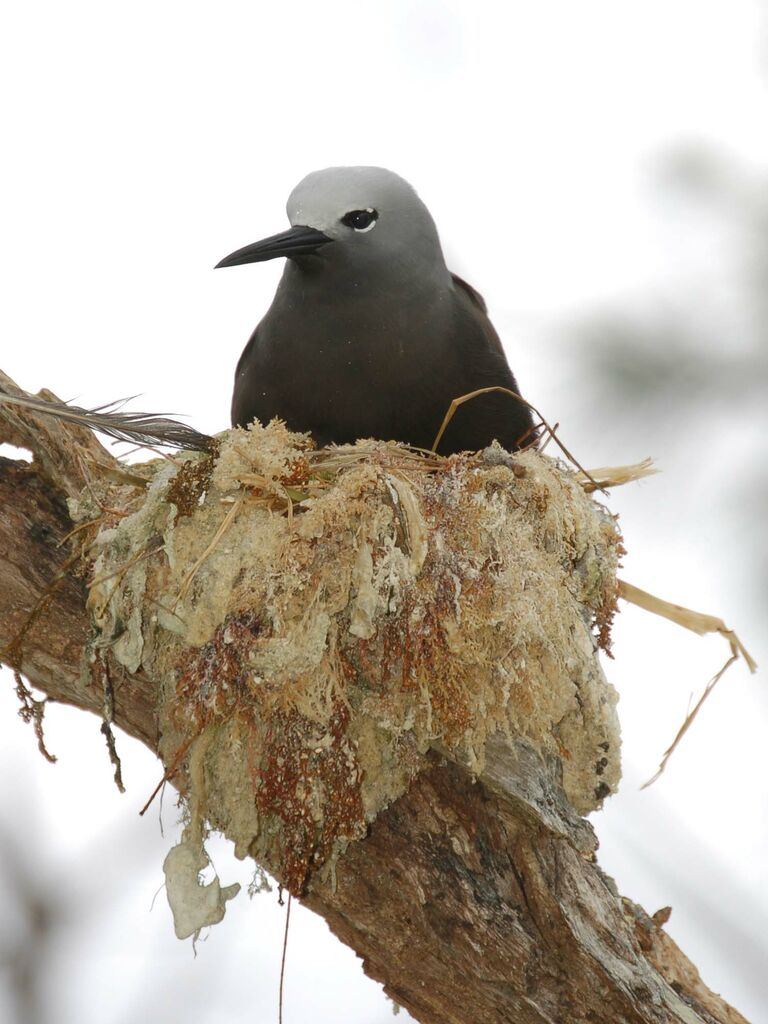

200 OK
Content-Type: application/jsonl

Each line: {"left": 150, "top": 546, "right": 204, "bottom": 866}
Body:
{"left": 576, "top": 458, "right": 658, "bottom": 493}
{"left": 618, "top": 579, "right": 757, "bottom": 786}
{"left": 173, "top": 497, "right": 243, "bottom": 609}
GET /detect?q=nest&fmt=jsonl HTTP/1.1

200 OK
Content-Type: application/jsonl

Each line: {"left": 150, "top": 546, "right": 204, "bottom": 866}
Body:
{"left": 74, "top": 422, "right": 623, "bottom": 896}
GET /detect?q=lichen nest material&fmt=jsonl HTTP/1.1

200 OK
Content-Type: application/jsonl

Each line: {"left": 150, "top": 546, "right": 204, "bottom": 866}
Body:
{"left": 77, "top": 422, "right": 622, "bottom": 893}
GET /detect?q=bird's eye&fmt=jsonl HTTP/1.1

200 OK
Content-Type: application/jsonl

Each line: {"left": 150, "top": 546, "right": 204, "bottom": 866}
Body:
{"left": 341, "top": 208, "right": 379, "bottom": 232}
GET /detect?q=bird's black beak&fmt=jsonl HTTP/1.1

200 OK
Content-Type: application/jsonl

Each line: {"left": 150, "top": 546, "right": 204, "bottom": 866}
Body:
{"left": 215, "top": 225, "right": 331, "bottom": 268}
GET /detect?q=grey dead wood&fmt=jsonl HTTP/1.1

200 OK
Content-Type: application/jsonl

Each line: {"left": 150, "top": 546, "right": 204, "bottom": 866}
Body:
{"left": 0, "top": 370, "right": 749, "bottom": 1024}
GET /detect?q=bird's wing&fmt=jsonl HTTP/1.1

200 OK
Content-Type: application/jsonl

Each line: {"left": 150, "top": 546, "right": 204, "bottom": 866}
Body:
{"left": 450, "top": 273, "right": 507, "bottom": 359}
{"left": 450, "top": 272, "right": 488, "bottom": 313}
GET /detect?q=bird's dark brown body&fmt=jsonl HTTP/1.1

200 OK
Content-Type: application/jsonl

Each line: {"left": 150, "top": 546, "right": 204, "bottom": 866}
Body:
{"left": 222, "top": 166, "right": 534, "bottom": 455}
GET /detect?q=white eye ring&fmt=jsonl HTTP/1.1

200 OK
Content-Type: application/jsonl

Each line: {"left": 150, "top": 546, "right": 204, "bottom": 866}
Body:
{"left": 355, "top": 212, "right": 377, "bottom": 233}
{"left": 341, "top": 208, "right": 379, "bottom": 232}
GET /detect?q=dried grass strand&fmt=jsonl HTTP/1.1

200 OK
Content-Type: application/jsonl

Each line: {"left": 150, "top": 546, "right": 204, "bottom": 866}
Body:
{"left": 172, "top": 497, "right": 244, "bottom": 609}
{"left": 641, "top": 654, "right": 739, "bottom": 790}
{"left": 139, "top": 736, "right": 196, "bottom": 816}
{"left": 618, "top": 579, "right": 757, "bottom": 787}
{"left": 430, "top": 387, "right": 605, "bottom": 493}
{"left": 577, "top": 458, "right": 658, "bottom": 493}
{"left": 279, "top": 893, "right": 292, "bottom": 1024}
{"left": 618, "top": 580, "right": 756, "bottom": 666}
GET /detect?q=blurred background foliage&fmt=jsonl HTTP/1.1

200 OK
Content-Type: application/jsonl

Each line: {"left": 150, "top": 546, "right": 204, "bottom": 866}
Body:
{"left": 568, "top": 141, "right": 768, "bottom": 603}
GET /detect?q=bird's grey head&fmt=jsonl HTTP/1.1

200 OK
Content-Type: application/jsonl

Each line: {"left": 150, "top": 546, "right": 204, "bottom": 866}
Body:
{"left": 216, "top": 166, "right": 448, "bottom": 284}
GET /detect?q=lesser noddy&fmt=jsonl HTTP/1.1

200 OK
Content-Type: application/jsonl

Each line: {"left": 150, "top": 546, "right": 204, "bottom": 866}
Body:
{"left": 216, "top": 167, "right": 535, "bottom": 454}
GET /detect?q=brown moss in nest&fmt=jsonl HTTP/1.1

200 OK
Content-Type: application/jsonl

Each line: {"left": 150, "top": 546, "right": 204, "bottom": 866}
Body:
{"left": 253, "top": 704, "right": 365, "bottom": 893}
{"left": 594, "top": 569, "right": 622, "bottom": 656}
{"left": 166, "top": 446, "right": 218, "bottom": 519}
{"left": 172, "top": 610, "right": 264, "bottom": 733}
{"left": 80, "top": 422, "right": 624, "bottom": 894}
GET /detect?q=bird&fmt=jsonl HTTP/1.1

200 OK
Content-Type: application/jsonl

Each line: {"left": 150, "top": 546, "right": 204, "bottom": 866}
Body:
{"left": 216, "top": 167, "right": 535, "bottom": 455}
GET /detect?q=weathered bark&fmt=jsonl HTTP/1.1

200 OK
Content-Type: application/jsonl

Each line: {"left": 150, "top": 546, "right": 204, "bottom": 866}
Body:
{"left": 0, "top": 372, "right": 749, "bottom": 1024}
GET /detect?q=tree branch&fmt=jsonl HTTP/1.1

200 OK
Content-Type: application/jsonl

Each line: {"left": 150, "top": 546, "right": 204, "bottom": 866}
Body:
{"left": 0, "top": 373, "right": 749, "bottom": 1024}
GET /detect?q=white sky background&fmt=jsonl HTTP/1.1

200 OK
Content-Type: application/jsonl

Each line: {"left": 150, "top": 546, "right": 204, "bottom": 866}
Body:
{"left": 1, "top": 2, "right": 766, "bottom": 1022}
